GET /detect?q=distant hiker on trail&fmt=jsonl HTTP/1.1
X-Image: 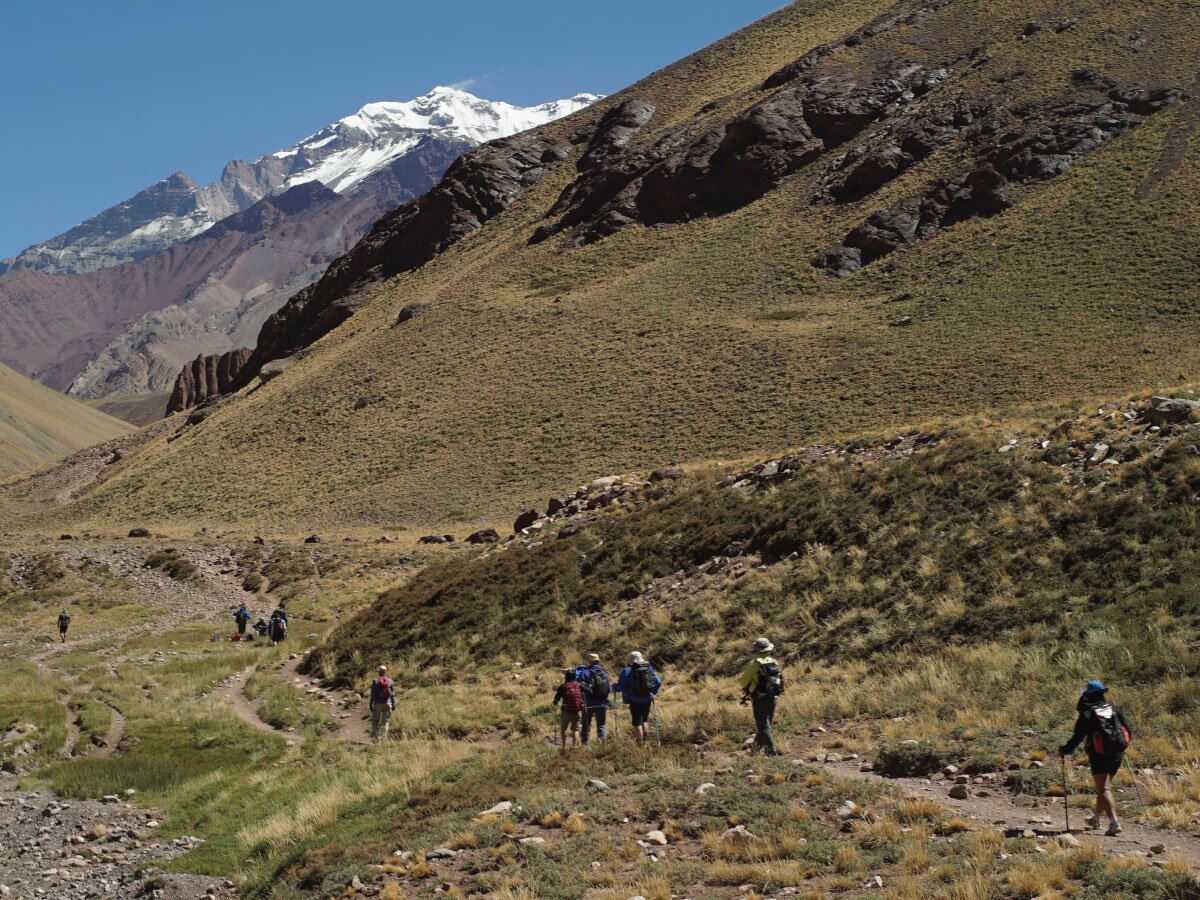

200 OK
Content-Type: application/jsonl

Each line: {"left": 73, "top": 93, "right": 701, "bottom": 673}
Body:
{"left": 369, "top": 665, "right": 396, "bottom": 741}
{"left": 233, "top": 603, "right": 250, "bottom": 636}
{"left": 739, "top": 637, "right": 784, "bottom": 756}
{"left": 269, "top": 602, "right": 288, "bottom": 645}
{"left": 575, "top": 653, "right": 612, "bottom": 745}
{"left": 553, "top": 668, "right": 585, "bottom": 748}
{"left": 615, "top": 651, "right": 662, "bottom": 744}
{"left": 1059, "top": 680, "right": 1133, "bottom": 836}
{"left": 57, "top": 609, "right": 71, "bottom": 643}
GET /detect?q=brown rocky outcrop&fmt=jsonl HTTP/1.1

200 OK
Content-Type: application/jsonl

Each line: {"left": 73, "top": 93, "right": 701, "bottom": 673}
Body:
{"left": 815, "top": 85, "right": 1181, "bottom": 275}
{"left": 166, "top": 348, "right": 252, "bottom": 414}
{"left": 228, "top": 131, "right": 575, "bottom": 390}
{"left": 532, "top": 58, "right": 947, "bottom": 248}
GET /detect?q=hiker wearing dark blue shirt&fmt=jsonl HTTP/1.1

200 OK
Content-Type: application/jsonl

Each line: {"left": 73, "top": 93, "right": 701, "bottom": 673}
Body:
{"left": 615, "top": 651, "right": 662, "bottom": 744}
{"left": 575, "top": 653, "right": 612, "bottom": 744}
{"left": 1059, "top": 680, "right": 1133, "bottom": 836}
{"left": 57, "top": 609, "right": 71, "bottom": 643}
{"left": 233, "top": 603, "right": 250, "bottom": 636}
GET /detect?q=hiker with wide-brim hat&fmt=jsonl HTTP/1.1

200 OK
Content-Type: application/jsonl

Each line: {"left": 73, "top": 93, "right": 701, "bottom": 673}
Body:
{"left": 739, "top": 637, "right": 785, "bottom": 756}
{"left": 615, "top": 651, "right": 662, "bottom": 744}
{"left": 1059, "top": 680, "right": 1133, "bottom": 836}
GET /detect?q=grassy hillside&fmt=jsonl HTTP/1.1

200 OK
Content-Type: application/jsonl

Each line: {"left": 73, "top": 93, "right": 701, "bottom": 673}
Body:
{"left": 51, "top": 0, "right": 1200, "bottom": 533}
{"left": 83, "top": 391, "right": 170, "bottom": 426}
{"left": 0, "top": 362, "right": 131, "bottom": 478}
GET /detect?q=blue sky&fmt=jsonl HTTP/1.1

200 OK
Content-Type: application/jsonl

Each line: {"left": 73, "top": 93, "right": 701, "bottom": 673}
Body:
{"left": 0, "top": 0, "right": 786, "bottom": 260}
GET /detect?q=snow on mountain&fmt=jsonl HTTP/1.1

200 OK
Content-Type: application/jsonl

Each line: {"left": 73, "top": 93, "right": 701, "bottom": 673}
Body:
{"left": 278, "top": 87, "right": 603, "bottom": 194}
{"left": 0, "top": 87, "right": 602, "bottom": 276}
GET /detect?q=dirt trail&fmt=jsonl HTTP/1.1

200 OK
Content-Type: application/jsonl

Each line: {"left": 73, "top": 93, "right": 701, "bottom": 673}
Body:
{"left": 56, "top": 694, "right": 80, "bottom": 759}
{"left": 816, "top": 754, "right": 1200, "bottom": 866}
{"left": 213, "top": 658, "right": 372, "bottom": 744}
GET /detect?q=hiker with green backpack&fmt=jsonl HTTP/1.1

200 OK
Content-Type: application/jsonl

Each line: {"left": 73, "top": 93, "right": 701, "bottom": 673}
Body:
{"left": 1059, "top": 680, "right": 1133, "bottom": 836}
{"left": 615, "top": 651, "right": 662, "bottom": 744}
{"left": 739, "top": 637, "right": 784, "bottom": 756}
{"left": 575, "top": 653, "right": 612, "bottom": 745}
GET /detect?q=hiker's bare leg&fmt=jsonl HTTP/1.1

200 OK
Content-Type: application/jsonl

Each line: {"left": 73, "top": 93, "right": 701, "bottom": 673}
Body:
{"left": 1099, "top": 777, "right": 1113, "bottom": 825}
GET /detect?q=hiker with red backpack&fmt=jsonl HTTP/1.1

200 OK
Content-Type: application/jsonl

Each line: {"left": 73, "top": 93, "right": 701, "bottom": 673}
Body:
{"left": 369, "top": 665, "right": 396, "bottom": 741}
{"left": 739, "top": 637, "right": 785, "bottom": 756}
{"left": 575, "top": 653, "right": 612, "bottom": 745}
{"left": 1059, "top": 680, "right": 1133, "bottom": 836}
{"left": 615, "top": 651, "right": 662, "bottom": 744}
{"left": 553, "top": 669, "right": 585, "bottom": 748}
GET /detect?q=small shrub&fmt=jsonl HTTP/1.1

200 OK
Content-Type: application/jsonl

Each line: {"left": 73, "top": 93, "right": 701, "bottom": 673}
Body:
{"left": 876, "top": 741, "right": 949, "bottom": 777}
{"left": 242, "top": 572, "right": 265, "bottom": 593}
{"left": 142, "top": 550, "right": 199, "bottom": 582}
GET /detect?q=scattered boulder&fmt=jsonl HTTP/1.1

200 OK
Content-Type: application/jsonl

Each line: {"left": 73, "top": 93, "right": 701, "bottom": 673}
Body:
{"left": 645, "top": 829, "right": 669, "bottom": 846}
{"left": 127, "top": 528, "right": 151, "bottom": 538}
{"left": 418, "top": 535, "right": 449, "bottom": 545}
{"left": 649, "top": 467, "right": 685, "bottom": 482}
{"left": 1139, "top": 397, "right": 1200, "bottom": 427}
{"left": 467, "top": 529, "right": 500, "bottom": 544}
{"left": 393, "top": 302, "right": 430, "bottom": 326}
{"left": 303, "top": 535, "right": 322, "bottom": 544}
{"left": 513, "top": 509, "right": 540, "bottom": 533}
{"left": 948, "top": 784, "right": 970, "bottom": 799}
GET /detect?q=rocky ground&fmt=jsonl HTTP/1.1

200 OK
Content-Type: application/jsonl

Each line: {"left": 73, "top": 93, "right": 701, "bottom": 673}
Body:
{"left": 0, "top": 776, "right": 231, "bottom": 899}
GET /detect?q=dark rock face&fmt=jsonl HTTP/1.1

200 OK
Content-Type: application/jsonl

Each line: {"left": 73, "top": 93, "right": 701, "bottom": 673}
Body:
{"left": 816, "top": 87, "right": 1181, "bottom": 275}
{"left": 815, "top": 96, "right": 987, "bottom": 203}
{"left": 534, "top": 59, "right": 944, "bottom": 248}
{"left": 1140, "top": 397, "right": 1200, "bottom": 427}
{"left": 230, "top": 131, "right": 573, "bottom": 390}
{"left": 166, "top": 348, "right": 253, "bottom": 414}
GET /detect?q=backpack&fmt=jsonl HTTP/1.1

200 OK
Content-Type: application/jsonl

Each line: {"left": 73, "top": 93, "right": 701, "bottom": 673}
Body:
{"left": 1090, "top": 703, "right": 1130, "bottom": 755}
{"left": 630, "top": 663, "right": 656, "bottom": 696}
{"left": 589, "top": 667, "right": 611, "bottom": 704}
{"left": 756, "top": 660, "right": 785, "bottom": 697}
{"left": 562, "top": 681, "right": 584, "bottom": 712}
{"left": 373, "top": 676, "right": 393, "bottom": 703}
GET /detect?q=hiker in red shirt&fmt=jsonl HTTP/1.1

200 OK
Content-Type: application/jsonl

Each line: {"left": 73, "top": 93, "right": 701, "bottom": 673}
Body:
{"left": 369, "top": 665, "right": 396, "bottom": 741}
{"left": 552, "top": 669, "right": 584, "bottom": 748}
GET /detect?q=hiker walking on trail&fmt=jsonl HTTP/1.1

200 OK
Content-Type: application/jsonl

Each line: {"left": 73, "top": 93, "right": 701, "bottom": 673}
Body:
{"left": 615, "top": 651, "right": 662, "bottom": 744}
{"left": 553, "top": 669, "right": 585, "bottom": 748}
{"left": 739, "top": 637, "right": 785, "bottom": 756}
{"left": 575, "top": 653, "right": 612, "bottom": 745}
{"left": 57, "top": 609, "right": 71, "bottom": 643}
{"left": 268, "top": 601, "right": 288, "bottom": 645}
{"left": 233, "top": 603, "right": 250, "bottom": 636}
{"left": 1059, "top": 680, "right": 1133, "bottom": 836}
{"left": 369, "top": 665, "right": 396, "bottom": 741}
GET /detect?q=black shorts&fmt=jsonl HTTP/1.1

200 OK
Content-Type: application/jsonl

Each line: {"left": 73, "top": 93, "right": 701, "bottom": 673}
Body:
{"left": 1088, "top": 752, "right": 1122, "bottom": 776}
{"left": 629, "top": 701, "right": 652, "bottom": 727}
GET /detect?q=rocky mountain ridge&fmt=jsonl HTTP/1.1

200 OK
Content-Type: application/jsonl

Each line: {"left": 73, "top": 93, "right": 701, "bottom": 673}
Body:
{"left": 0, "top": 87, "right": 600, "bottom": 278}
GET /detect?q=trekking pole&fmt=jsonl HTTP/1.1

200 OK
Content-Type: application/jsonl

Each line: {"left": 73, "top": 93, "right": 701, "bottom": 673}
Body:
{"left": 1061, "top": 756, "right": 1071, "bottom": 834}
{"left": 1123, "top": 755, "right": 1147, "bottom": 814}
{"left": 652, "top": 698, "right": 661, "bottom": 747}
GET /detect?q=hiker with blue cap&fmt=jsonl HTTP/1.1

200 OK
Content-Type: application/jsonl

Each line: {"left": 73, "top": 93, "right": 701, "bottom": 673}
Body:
{"left": 1059, "top": 680, "right": 1133, "bottom": 836}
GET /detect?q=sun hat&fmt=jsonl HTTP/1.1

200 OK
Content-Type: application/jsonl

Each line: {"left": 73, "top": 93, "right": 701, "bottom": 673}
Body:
{"left": 629, "top": 651, "right": 645, "bottom": 664}
{"left": 378, "top": 665, "right": 388, "bottom": 674}
{"left": 752, "top": 637, "right": 774, "bottom": 653}
{"left": 588, "top": 653, "right": 601, "bottom": 662}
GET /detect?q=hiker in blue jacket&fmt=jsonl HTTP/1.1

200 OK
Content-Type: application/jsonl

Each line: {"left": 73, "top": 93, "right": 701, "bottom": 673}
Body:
{"left": 615, "top": 651, "right": 662, "bottom": 744}
{"left": 575, "top": 653, "right": 612, "bottom": 745}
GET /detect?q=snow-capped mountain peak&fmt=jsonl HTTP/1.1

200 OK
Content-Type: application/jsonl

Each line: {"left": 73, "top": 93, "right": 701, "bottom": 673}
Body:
{"left": 1, "top": 87, "right": 601, "bottom": 276}
{"left": 276, "top": 87, "right": 603, "bottom": 194}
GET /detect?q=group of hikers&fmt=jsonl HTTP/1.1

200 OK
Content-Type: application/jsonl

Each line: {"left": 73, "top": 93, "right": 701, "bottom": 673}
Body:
{"left": 51, "top": 602, "right": 1140, "bottom": 834}
{"left": 366, "top": 639, "right": 1136, "bottom": 834}
{"left": 232, "top": 600, "right": 289, "bottom": 644}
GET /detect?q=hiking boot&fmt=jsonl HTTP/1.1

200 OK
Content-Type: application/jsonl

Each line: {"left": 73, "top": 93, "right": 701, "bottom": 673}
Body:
{"left": 1084, "top": 813, "right": 1100, "bottom": 830}
{"left": 1105, "top": 821, "right": 1123, "bottom": 836}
